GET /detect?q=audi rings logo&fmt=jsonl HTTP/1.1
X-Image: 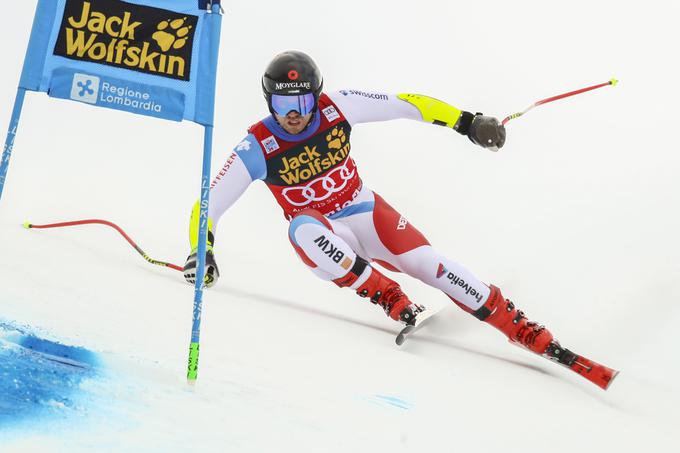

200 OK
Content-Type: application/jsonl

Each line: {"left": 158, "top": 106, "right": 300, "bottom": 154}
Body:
{"left": 282, "top": 159, "right": 356, "bottom": 207}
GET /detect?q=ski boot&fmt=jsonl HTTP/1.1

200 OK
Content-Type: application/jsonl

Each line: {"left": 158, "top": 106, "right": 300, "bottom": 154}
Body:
{"left": 334, "top": 257, "right": 425, "bottom": 325}
{"left": 472, "top": 285, "right": 619, "bottom": 389}
{"left": 472, "top": 285, "right": 553, "bottom": 354}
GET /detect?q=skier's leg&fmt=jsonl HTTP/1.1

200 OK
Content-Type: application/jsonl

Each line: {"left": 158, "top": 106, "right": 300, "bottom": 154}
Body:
{"left": 337, "top": 192, "right": 489, "bottom": 309}
{"left": 288, "top": 208, "right": 422, "bottom": 323}
{"left": 342, "top": 191, "right": 554, "bottom": 354}
{"left": 288, "top": 208, "right": 359, "bottom": 281}
{"left": 390, "top": 247, "right": 553, "bottom": 353}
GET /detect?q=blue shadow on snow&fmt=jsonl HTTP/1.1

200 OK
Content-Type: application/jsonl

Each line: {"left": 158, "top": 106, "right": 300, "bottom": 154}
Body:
{"left": 0, "top": 321, "right": 100, "bottom": 425}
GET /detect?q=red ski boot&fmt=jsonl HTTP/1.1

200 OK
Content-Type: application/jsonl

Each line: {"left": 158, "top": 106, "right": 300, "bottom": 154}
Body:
{"left": 334, "top": 257, "right": 424, "bottom": 325}
{"left": 473, "top": 285, "right": 619, "bottom": 389}
{"left": 473, "top": 285, "right": 554, "bottom": 354}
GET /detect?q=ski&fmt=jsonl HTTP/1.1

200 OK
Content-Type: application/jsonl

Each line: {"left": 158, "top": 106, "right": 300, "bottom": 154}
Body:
{"left": 542, "top": 341, "right": 619, "bottom": 390}
{"left": 395, "top": 308, "right": 442, "bottom": 346}
{"left": 394, "top": 306, "right": 619, "bottom": 389}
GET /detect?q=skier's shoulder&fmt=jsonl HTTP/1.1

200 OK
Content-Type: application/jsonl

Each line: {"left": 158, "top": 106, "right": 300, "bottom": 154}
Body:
{"left": 325, "top": 89, "right": 396, "bottom": 125}
{"left": 233, "top": 133, "right": 261, "bottom": 155}
{"left": 326, "top": 89, "right": 391, "bottom": 106}
{"left": 232, "top": 131, "right": 266, "bottom": 181}
{"left": 247, "top": 115, "right": 272, "bottom": 137}
{"left": 315, "top": 92, "right": 349, "bottom": 125}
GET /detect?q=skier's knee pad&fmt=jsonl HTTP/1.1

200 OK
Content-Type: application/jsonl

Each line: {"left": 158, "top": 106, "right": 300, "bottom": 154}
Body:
{"left": 288, "top": 209, "right": 334, "bottom": 268}
{"left": 288, "top": 209, "right": 333, "bottom": 245}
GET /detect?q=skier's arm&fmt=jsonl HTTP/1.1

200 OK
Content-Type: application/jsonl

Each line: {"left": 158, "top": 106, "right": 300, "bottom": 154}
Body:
{"left": 327, "top": 90, "right": 505, "bottom": 150}
{"left": 183, "top": 134, "right": 266, "bottom": 287}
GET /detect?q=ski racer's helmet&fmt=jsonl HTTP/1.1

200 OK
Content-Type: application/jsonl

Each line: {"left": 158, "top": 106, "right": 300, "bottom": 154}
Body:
{"left": 262, "top": 50, "right": 323, "bottom": 117}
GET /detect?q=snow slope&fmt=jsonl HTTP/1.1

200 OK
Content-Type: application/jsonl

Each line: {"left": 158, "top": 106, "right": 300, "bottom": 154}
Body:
{"left": 1, "top": 1, "right": 679, "bottom": 452}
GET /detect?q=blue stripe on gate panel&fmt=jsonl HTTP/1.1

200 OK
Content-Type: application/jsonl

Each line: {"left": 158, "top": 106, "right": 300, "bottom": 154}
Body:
{"left": 49, "top": 67, "right": 186, "bottom": 121}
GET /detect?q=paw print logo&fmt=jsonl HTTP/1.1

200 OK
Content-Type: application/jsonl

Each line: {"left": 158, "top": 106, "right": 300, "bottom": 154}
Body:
{"left": 326, "top": 127, "right": 347, "bottom": 150}
{"left": 152, "top": 18, "right": 192, "bottom": 52}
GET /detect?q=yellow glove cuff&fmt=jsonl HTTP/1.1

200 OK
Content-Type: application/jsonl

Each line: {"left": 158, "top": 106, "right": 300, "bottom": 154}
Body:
{"left": 397, "top": 93, "right": 464, "bottom": 129}
{"left": 189, "top": 200, "right": 214, "bottom": 251}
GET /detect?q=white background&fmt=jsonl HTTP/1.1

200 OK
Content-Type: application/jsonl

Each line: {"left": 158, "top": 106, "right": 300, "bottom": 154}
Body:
{"left": 1, "top": 1, "right": 679, "bottom": 452}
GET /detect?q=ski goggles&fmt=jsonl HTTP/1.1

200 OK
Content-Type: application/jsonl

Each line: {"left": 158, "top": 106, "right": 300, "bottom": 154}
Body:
{"left": 270, "top": 93, "right": 316, "bottom": 116}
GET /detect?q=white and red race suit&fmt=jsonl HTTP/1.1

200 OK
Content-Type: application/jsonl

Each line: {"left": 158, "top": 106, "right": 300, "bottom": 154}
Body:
{"left": 206, "top": 89, "right": 491, "bottom": 310}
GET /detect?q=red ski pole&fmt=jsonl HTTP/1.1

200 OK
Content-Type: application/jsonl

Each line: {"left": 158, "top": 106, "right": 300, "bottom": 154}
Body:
{"left": 502, "top": 78, "right": 618, "bottom": 126}
{"left": 23, "top": 219, "right": 183, "bottom": 272}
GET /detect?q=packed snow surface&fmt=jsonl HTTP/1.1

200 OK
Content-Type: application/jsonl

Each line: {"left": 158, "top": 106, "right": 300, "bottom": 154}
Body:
{"left": 1, "top": 1, "right": 678, "bottom": 452}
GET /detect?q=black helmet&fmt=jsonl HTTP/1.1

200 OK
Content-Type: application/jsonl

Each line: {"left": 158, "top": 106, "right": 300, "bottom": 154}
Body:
{"left": 262, "top": 50, "right": 323, "bottom": 116}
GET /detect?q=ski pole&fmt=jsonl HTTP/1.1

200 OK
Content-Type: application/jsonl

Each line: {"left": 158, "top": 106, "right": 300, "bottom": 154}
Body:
{"left": 23, "top": 219, "right": 183, "bottom": 272}
{"left": 502, "top": 78, "right": 618, "bottom": 126}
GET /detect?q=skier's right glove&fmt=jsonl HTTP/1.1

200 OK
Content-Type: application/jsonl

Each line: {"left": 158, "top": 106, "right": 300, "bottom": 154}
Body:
{"left": 183, "top": 248, "right": 220, "bottom": 288}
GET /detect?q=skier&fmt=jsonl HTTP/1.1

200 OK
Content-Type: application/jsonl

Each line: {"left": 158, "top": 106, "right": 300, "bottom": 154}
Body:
{"left": 183, "top": 50, "right": 550, "bottom": 358}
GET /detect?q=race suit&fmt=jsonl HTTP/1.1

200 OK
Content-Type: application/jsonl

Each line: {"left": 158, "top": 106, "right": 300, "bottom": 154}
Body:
{"left": 195, "top": 89, "right": 491, "bottom": 310}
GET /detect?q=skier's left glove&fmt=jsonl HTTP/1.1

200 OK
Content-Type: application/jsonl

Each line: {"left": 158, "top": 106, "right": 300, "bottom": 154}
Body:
{"left": 183, "top": 248, "right": 220, "bottom": 288}
{"left": 456, "top": 112, "right": 506, "bottom": 151}
{"left": 185, "top": 199, "right": 219, "bottom": 288}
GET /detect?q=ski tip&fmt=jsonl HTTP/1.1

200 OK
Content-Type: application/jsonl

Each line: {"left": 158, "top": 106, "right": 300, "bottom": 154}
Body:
{"left": 609, "top": 78, "right": 619, "bottom": 86}
{"left": 603, "top": 369, "right": 620, "bottom": 390}
{"left": 395, "top": 332, "right": 408, "bottom": 346}
{"left": 22, "top": 221, "right": 32, "bottom": 229}
{"left": 395, "top": 326, "right": 414, "bottom": 346}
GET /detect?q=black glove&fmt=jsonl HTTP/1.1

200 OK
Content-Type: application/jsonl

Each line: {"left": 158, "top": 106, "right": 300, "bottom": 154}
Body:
{"left": 183, "top": 248, "right": 220, "bottom": 288}
{"left": 456, "top": 111, "right": 506, "bottom": 151}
